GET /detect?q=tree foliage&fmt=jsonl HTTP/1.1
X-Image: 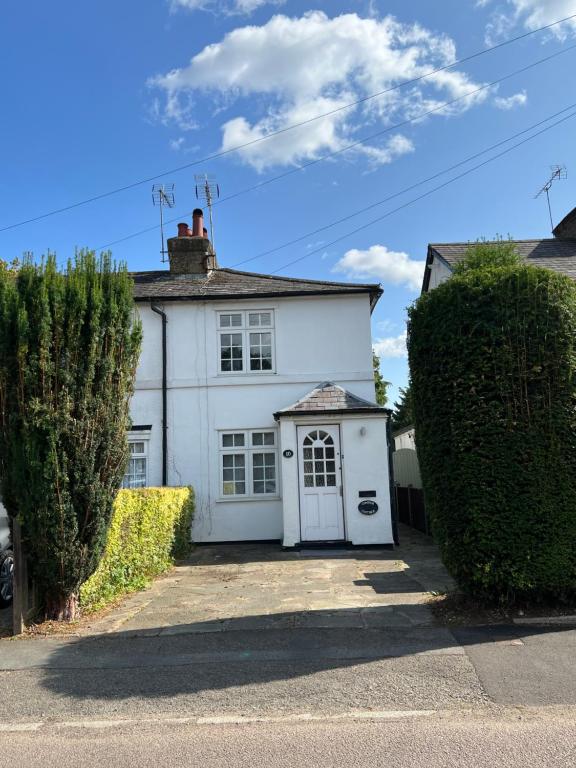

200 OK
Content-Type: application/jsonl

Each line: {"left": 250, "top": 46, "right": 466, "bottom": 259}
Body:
{"left": 408, "top": 242, "right": 576, "bottom": 603}
{"left": 372, "top": 351, "right": 390, "bottom": 406}
{"left": 391, "top": 385, "right": 414, "bottom": 431}
{"left": 0, "top": 252, "right": 142, "bottom": 619}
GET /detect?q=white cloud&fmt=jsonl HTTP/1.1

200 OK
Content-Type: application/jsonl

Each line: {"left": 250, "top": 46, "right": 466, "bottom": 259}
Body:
{"left": 333, "top": 244, "right": 425, "bottom": 291}
{"left": 150, "top": 11, "right": 489, "bottom": 170}
{"left": 169, "top": 136, "right": 186, "bottom": 150}
{"left": 508, "top": 0, "right": 576, "bottom": 33}
{"left": 373, "top": 331, "right": 408, "bottom": 359}
{"left": 494, "top": 90, "right": 528, "bottom": 110}
{"left": 170, "top": 0, "right": 284, "bottom": 14}
{"left": 483, "top": 1, "right": 576, "bottom": 43}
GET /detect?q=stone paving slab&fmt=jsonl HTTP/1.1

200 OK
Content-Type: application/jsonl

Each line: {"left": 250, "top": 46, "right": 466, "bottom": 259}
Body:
{"left": 81, "top": 526, "right": 454, "bottom": 637}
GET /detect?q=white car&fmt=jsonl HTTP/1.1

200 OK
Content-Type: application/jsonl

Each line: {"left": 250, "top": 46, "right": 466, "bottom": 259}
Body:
{"left": 0, "top": 503, "right": 13, "bottom": 608}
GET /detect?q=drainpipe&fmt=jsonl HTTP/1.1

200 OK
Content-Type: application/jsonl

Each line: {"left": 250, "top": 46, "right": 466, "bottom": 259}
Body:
{"left": 151, "top": 304, "right": 167, "bottom": 486}
{"left": 386, "top": 415, "right": 399, "bottom": 546}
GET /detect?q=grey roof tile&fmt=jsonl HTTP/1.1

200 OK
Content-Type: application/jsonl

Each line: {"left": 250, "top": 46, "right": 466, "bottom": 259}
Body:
{"left": 430, "top": 239, "right": 576, "bottom": 281}
{"left": 275, "top": 382, "right": 389, "bottom": 419}
{"left": 132, "top": 267, "right": 382, "bottom": 308}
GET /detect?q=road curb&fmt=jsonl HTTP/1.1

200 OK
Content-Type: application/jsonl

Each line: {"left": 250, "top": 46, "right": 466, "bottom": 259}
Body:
{"left": 513, "top": 615, "right": 576, "bottom": 626}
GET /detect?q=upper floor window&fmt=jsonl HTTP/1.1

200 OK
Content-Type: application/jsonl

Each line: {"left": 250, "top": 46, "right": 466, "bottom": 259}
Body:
{"left": 218, "top": 311, "right": 275, "bottom": 374}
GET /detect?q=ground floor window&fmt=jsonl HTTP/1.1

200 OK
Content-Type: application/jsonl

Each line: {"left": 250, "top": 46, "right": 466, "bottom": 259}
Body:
{"left": 220, "top": 429, "right": 278, "bottom": 498}
{"left": 122, "top": 437, "right": 149, "bottom": 489}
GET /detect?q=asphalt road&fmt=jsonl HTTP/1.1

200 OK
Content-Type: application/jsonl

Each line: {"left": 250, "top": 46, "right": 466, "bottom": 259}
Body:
{"left": 1, "top": 623, "right": 575, "bottom": 719}
{"left": 2, "top": 708, "right": 575, "bottom": 767}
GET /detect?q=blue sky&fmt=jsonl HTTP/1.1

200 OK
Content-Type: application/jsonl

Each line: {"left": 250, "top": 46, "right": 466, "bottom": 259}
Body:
{"left": 2, "top": 0, "right": 576, "bottom": 404}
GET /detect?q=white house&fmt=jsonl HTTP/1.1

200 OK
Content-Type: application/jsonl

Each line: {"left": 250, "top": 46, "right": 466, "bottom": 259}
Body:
{"left": 125, "top": 209, "right": 395, "bottom": 547}
{"left": 422, "top": 205, "right": 576, "bottom": 293}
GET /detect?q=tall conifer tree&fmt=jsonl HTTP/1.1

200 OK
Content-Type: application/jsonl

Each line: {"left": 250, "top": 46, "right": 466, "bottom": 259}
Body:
{"left": 0, "top": 252, "right": 141, "bottom": 620}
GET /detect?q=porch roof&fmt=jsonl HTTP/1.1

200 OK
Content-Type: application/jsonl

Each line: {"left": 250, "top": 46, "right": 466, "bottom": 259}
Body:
{"left": 274, "top": 381, "right": 390, "bottom": 420}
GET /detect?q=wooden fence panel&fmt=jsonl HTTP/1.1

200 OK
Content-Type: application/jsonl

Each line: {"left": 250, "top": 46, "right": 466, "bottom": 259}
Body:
{"left": 395, "top": 485, "right": 430, "bottom": 536}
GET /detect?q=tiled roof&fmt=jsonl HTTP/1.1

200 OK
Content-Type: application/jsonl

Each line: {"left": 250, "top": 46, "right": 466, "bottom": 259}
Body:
{"left": 132, "top": 267, "right": 382, "bottom": 309}
{"left": 274, "top": 382, "right": 389, "bottom": 419}
{"left": 427, "top": 238, "right": 576, "bottom": 286}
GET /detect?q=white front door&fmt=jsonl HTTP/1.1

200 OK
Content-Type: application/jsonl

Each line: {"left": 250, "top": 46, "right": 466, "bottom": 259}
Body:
{"left": 297, "top": 425, "right": 345, "bottom": 542}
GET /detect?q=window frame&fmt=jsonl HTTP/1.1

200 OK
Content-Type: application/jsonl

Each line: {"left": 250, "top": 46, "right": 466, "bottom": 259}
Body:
{"left": 122, "top": 435, "right": 149, "bottom": 489}
{"left": 218, "top": 428, "right": 279, "bottom": 500}
{"left": 217, "top": 310, "right": 276, "bottom": 375}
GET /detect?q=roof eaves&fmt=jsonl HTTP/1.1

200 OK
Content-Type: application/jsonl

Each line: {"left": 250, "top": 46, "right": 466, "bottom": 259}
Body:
{"left": 133, "top": 287, "right": 381, "bottom": 303}
{"left": 274, "top": 406, "right": 391, "bottom": 420}
{"left": 421, "top": 245, "right": 455, "bottom": 294}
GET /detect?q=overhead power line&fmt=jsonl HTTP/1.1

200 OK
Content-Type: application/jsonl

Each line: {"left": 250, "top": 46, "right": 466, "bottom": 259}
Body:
{"left": 268, "top": 108, "right": 576, "bottom": 275}
{"left": 2, "top": 10, "right": 576, "bottom": 234}
{"left": 228, "top": 101, "right": 576, "bottom": 270}
{"left": 94, "top": 42, "right": 576, "bottom": 253}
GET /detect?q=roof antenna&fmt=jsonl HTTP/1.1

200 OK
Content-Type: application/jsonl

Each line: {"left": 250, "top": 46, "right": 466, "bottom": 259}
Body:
{"left": 535, "top": 165, "right": 567, "bottom": 233}
{"left": 195, "top": 174, "right": 220, "bottom": 250}
{"left": 152, "top": 183, "right": 176, "bottom": 263}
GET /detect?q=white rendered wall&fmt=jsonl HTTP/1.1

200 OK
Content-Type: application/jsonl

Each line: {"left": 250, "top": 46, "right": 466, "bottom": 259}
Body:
{"left": 426, "top": 257, "right": 453, "bottom": 290}
{"left": 340, "top": 416, "right": 393, "bottom": 545}
{"left": 130, "top": 292, "right": 382, "bottom": 542}
{"left": 279, "top": 414, "right": 393, "bottom": 547}
{"left": 394, "top": 429, "right": 416, "bottom": 451}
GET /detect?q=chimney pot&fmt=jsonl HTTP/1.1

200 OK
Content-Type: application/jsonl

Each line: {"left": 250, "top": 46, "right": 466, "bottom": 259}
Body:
{"left": 177, "top": 222, "right": 192, "bottom": 237}
{"left": 192, "top": 208, "right": 204, "bottom": 238}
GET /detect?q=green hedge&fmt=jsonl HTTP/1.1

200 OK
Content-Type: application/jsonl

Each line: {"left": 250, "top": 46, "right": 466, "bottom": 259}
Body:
{"left": 80, "top": 487, "right": 195, "bottom": 612}
{"left": 408, "top": 243, "right": 576, "bottom": 603}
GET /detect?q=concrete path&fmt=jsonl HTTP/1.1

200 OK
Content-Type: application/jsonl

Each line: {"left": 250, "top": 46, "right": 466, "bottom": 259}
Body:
{"left": 83, "top": 525, "right": 453, "bottom": 637}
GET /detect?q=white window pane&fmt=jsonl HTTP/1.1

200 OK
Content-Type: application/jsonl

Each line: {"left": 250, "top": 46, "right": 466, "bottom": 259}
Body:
{"left": 249, "top": 332, "right": 273, "bottom": 372}
{"left": 220, "top": 313, "right": 242, "bottom": 328}
{"left": 223, "top": 433, "right": 245, "bottom": 448}
{"left": 249, "top": 312, "right": 272, "bottom": 327}
{"left": 133, "top": 458, "right": 146, "bottom": 474}
{"left": 252, "top": 452, "right": 276, "bottom": 494}
{"left": 122, "top": 456, "right": 147, "bottom": 489}
{"left": 220, "top": 333, "right": 244, "bottom": 373}
{"left": 129, "top": 441, "right": 145, "bottom": 455}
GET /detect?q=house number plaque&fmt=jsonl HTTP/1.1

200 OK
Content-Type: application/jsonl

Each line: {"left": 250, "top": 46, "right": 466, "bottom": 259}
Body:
{"left": 283, "top": 449, "right": 294, "bottom": 458}
{"left": 358, "top": 499, "right": 378, "bottom": 515}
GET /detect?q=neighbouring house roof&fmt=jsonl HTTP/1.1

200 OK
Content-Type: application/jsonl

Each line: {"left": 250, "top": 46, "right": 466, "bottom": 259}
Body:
{"left": 392, "top": 424, "right": 415, "bottom": 439}
{"left": 422, "top": 238, "right": 576, "bottom": 292}
{"left": 274, "top": 382, "right": 390, "bottom": 419}
{"left": 132, "top": 267, "right": 382, "bottom": 311}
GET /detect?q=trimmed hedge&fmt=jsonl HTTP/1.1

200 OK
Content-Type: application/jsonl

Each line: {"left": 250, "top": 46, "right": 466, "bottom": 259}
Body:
{"left": 80, "top": 487, "right": 195, "bottom": 612}
{"left": 408, "top": 243, "right": 576, "bottom": 603}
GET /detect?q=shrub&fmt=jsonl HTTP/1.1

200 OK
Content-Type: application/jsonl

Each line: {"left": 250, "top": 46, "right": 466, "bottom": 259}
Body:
{"left": 80, "top": 487, "right": 195, "bottom": 613}
{"left": 0, "top": 252, "right": 141, "bottom": 620}
{"left": 408, "top": 242, "right": 576, "bottom": 603}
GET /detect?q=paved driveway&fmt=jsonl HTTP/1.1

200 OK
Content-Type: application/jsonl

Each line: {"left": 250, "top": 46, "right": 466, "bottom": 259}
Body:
{"left": 87, "top": 526, "right": 453, "bottom": 636}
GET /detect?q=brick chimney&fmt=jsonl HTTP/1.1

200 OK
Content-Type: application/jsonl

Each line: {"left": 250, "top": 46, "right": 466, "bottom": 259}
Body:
{"left": 553, "top": 206, "right": 576, "bottom": 240}
{"left": 167, "top": 209, "right": 218, "bottom": 274}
